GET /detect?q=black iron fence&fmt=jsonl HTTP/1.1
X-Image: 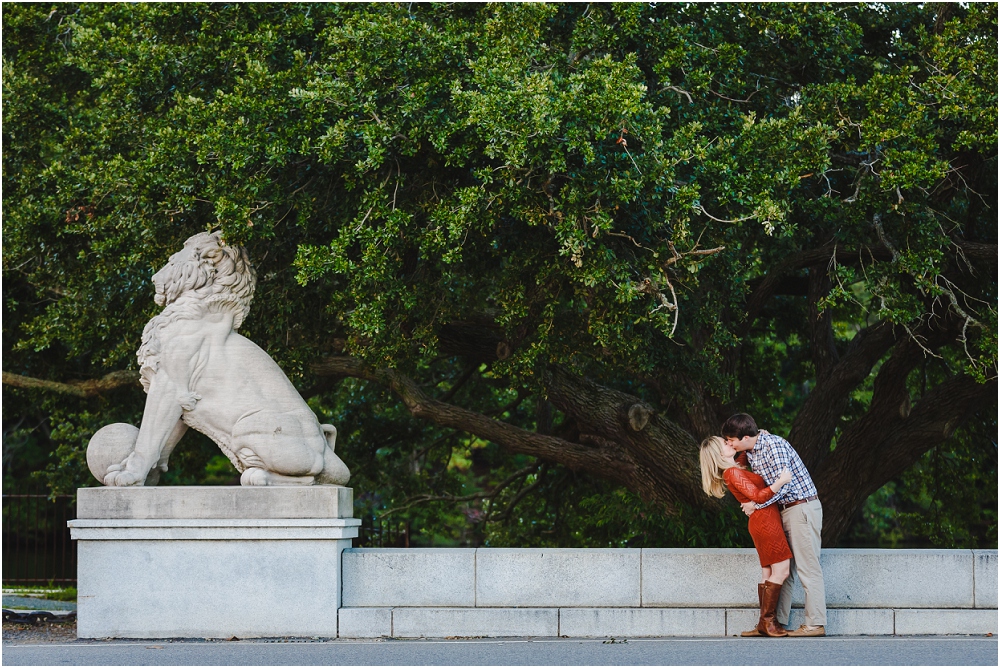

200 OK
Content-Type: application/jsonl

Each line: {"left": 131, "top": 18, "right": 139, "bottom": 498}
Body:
{"left": 2, "top": 483, "right": 77, "bottom": 586}
{"left": 356, "top": 515, "right": 411, "bottom": 547}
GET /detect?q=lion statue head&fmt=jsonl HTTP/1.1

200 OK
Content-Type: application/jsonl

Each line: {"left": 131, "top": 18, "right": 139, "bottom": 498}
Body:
{"left": 137, "top": 232, "right": 257, "bottom": 391}
{"left": 152, "top": 231, "right": 256, "bottom": 316}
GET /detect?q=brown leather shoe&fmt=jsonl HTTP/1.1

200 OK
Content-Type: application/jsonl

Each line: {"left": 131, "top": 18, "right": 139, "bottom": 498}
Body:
{"left": 756, "top": 581, "right": 788, "bottom": 637}
{"left": 740, "top": 583, "right": 766, "bottom": 637}
{"left": 787, "top": 624, "right": 826, "bottom": 637}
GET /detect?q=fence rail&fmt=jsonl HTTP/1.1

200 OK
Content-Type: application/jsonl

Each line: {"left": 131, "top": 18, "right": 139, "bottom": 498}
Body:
{"left": 2, "top": 484, "right": 76, "bottom": 586}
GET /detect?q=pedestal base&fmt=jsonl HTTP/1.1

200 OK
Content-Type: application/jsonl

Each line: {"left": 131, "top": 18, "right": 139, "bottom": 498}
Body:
{"left": 69, "top": 487, "right": 359, "bottom": 639}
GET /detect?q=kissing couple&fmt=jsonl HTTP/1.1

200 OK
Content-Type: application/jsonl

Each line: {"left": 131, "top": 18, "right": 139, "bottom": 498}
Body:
{"left": 700, "top": 413, "right": 827, "bottom": 638}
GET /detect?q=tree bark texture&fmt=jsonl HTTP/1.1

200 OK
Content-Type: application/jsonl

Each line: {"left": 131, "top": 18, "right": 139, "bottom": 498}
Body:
{"left": 540, "top": 366, "right": 712, "bottom": 510}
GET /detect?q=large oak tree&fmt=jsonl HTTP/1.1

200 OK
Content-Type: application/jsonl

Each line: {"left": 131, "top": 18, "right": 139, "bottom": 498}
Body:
{"left": 3, "top": 3, "right": 995, "bottom": 545}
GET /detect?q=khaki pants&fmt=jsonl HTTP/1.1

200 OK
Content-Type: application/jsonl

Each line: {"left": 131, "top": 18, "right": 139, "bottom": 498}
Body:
{"left": 777, "top": 498, "right": 827, "bottom": 627}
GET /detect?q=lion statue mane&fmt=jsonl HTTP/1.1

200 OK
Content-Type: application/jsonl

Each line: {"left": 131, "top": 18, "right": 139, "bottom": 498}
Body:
{"left": 98, "top": 231, "right": 350, "bottom": 487}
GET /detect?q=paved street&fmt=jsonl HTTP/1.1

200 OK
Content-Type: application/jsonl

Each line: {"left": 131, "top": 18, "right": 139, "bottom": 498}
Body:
{"left": 3, "top": 636, "right": 997, "bottom": 666}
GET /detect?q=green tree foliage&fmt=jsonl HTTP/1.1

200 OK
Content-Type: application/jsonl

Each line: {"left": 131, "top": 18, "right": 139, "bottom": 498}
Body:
{"left": 3, "top": 3, "right": 995, "bottom": 547}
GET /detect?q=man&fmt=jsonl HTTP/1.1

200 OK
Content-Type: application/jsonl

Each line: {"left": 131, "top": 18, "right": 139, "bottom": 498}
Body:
{"left": 723, "top": 413, "right": 827, "bottom": 637}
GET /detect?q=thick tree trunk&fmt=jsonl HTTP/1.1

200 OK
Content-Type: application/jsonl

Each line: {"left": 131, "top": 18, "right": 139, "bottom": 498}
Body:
{"left": 816, "top": 372, "right": 996, "bottom": 543}
{"left": 541, "top": 366, "right": 710, "bottom": 510}
{"left": 790, "top": 303, "right": 990, "bottom": 544}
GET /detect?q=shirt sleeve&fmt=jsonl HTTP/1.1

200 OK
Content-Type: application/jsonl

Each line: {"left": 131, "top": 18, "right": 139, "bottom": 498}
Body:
{"left": 726, "top": 469, "right": 776, "bottom": 504}
{"left": 755, "top": 434, "right": 792, "bottom": 509}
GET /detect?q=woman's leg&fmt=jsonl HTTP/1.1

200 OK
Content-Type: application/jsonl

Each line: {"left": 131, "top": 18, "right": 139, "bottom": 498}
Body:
{"left": 760, "top": 565, "right": 772, "bottom": 584}
{"left": 768, "top": 559, "right": 790, "bottom": 584}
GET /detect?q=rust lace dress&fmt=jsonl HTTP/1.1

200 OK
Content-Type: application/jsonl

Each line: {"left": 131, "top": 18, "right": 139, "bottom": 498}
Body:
{"left": 724, "top": 467, "right": 793, "bottom": 567}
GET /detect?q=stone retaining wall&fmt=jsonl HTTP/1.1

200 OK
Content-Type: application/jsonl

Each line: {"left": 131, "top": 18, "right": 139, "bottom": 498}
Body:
{"left": 339, "top": 547, "right": 998, "bottom": 638}
{"left": 70, "top": 488, "right": 997, "bottom": 639}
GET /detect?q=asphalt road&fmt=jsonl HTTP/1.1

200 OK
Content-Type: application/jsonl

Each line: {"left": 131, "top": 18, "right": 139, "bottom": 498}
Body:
{"left": 2, "top": 636, "right": 997, "bottom": 666}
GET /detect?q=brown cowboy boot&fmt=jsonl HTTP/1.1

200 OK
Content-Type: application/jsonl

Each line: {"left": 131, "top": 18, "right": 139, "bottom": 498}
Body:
{"left": 757, "top": 580, "right": 788, "bottom": 637}
{"left": 741, "top": 583, "right": 765, "bottom": 637}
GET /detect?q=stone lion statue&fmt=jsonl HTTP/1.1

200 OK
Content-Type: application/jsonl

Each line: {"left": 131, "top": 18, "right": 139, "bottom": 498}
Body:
{"left": 98, "top": 231, "right": 350, "bottom": 487}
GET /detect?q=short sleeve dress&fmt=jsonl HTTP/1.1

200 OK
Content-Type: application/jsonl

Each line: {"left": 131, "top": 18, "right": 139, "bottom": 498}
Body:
{"left": 723, "top": 467, "right": 793, "bottom": 567}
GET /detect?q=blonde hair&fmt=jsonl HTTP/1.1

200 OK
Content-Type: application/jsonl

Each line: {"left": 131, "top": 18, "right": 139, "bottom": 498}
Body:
{"left": 699, "top": 436, "right": 738, "bottom": 498}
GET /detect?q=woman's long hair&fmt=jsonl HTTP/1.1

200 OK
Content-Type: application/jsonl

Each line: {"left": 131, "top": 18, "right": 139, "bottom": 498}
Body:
{"left": 699, "top": 436, "right": 739, "bottom": 498}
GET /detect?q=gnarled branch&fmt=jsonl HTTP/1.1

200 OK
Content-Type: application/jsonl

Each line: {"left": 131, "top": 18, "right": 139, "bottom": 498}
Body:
{"left": 541, "top": 365, "right": 716, "bottom": 511}
{"left": 311, "top": 356, "right": 635, "bottom": 483}
{"left": 313, "top": 356, "right": 720, "bottom": 513}
{"left": 953, "top": 240, "right": 998, "bottom": 264}
{"left": 2, "top": 370, "right": 140, "bottom": 397}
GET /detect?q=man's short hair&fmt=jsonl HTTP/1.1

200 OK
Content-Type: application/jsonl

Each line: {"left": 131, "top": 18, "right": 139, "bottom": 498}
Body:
{"left": 721, "top": 413, "right": 759, "bottom": 439}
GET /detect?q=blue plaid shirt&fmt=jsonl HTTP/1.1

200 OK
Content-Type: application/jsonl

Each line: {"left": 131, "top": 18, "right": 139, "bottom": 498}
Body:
{"left": 745, "top": 431, "right": 818, "bottom": 509}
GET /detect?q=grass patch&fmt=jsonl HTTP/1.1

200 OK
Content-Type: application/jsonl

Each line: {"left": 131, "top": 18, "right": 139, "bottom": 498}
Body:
{"left": 43, "top": 587, "right": 77, "bottom": 602}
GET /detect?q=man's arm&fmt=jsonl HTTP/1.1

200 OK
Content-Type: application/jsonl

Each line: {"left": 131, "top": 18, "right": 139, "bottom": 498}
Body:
{"left": 753, "top": 435, "right": 793, "bottom": 509}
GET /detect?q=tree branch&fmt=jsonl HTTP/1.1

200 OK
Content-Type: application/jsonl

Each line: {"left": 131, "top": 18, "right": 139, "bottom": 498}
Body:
{"left": 869, "top": 374, "right": 996, "bottom": 484}
{"left": 742, "top": 244, "right": 834, "bottom": 336}
{"left": 311, "top": 357, "right": 635, "bottom": 482}
{"left": 807, "top": 265, "right": 839, "bottom": 379}
{"left": 493, "top": 463, "right": 549, "bottom": 521}
{"left": 803, "top": 298, "right": 987, "bottom": 544}
{"left": 953, "top": 240, "right": 997, "bottom": 263}
{"left": 742, "top": 243, "right": 896, "bottom": 335}
{"left": 437, "top": 321, "right": 509, "bottom": 363}
{"left": 830, "top": 311, "right": 967, "bottom": 468}
{"left": 742, "top": 240, "right": 993, "bottom": 336}
{"left": 437, "top": 364, "right": 478, "bottom": 403}
{"left": 788, "top": 319, "right": 899, "bottom": 469}
{"left": 313, "top": 357, "right": 718, "bottom": 513}
{"left": 2, "top": 370, "right": 140, "bottom": 397}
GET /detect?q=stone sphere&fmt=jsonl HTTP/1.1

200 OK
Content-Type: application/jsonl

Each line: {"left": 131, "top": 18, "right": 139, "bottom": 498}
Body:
{"left": 87, "top": 423, "right": 139, "bottom": 485}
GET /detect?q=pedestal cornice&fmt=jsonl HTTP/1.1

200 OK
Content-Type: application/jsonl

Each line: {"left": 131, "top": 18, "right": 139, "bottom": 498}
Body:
{"left": 76, "top": 485, "right": 354, "bottom": 520}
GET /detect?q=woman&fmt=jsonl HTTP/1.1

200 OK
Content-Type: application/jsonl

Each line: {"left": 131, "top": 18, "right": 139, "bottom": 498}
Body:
{"left": 700, "top": 435, "right": 793, "bottom": 638}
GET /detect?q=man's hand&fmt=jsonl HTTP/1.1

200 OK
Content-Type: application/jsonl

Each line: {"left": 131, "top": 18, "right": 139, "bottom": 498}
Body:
{"left": 741, "top": 500, "right": 756, "bottom": 516}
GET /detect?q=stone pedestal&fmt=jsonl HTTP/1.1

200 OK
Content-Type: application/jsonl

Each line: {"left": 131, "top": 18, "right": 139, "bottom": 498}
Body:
{"left": 69, "top": 486, "right": 359, "bottom": 639}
